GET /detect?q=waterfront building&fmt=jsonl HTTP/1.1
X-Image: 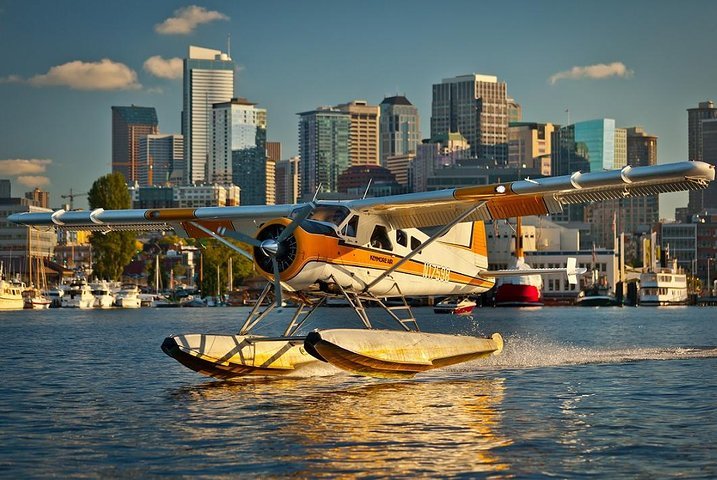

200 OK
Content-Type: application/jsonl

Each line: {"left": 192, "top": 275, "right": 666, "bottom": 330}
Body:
{"left": 660, "top": 222, "right": 696, "bottom": 274}
{"left": 137, "top": 134, "right": 184, "bottom": 186}
{"left": 112, "top": 106, "right": 159, "bottom": 183}
{"left": 182, "top": 45, "right": 234, "bottom": 185}
{"left": 275, "top": 156, "right": 300, "bottom": 205}
{"left": 336, "top": 100, "right": 380, "bottom": 166}
{"left": 507, "top": 122, "right": 554, "bottom": 175}
{"left": 0, "top": 197, "right": 57, "bottom": 281}
{"left": 298, "top": 107, "right": 350, "bottom": 197}
{"left": 337, "top": 165, "right": 404, "bottom": 197}
{"left": 430, "top": 73, "right": 509, "bottom": 163}
{"left": 128, "top": 184, "right": 240, "bottom": 209}
{"left": 379, "top": 96, "right": 420, "bottom": 166}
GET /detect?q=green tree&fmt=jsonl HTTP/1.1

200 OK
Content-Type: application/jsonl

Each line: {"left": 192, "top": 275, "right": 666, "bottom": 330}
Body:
{"left": 198, "top": 239, "right": 254, "bottom": 297}
{"left": 88, "top": 172, "right": 137, "bottom": 280}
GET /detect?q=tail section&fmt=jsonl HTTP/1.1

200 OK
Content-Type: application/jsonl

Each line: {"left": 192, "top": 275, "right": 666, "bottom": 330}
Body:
{"left": 471, "top": 221, "right": 488, "bottom": 269}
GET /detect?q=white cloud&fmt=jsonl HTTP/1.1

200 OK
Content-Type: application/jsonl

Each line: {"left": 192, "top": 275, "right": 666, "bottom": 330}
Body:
{"left": 143, "top": 56, "right": 183, "bottom": 79}
{"left": 0, "top": 74, "right": 23, "bottom": 84}
{"left": 17, "top": 176, "right": 51, "bottom": 188}
{"left": 548, "top": 62, "right": 633, "bottom": 85}
{"left": 155, "top": 5, "right": 229, "bottom": 35}
{"left": 22, "top": 59, "right": 141, "bottom": 90}
{"left": 0, "top": 159, "right": 52, "bottom": 176}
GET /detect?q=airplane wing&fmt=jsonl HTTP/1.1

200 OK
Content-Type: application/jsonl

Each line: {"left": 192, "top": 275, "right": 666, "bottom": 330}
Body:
{"left": 346, "top": 161, "right": 715, "bottom": 229}
{"left": 8, "top": 161, "right": 715, "bottom": 234}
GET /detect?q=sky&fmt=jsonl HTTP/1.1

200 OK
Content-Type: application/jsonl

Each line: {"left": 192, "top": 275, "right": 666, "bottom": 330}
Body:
{"left": 1, "top": 0, "right": 716, "bottom": 217}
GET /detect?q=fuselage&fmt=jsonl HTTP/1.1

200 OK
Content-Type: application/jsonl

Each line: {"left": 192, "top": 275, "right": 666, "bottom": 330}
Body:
{"left": 252, "top": 205, "right": 495, "bottom": 297}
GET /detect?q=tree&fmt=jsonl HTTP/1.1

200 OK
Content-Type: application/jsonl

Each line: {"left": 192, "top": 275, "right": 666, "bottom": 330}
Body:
{"left": 198, "top": 239, "right": 254, "bottom": 297}
{"left": 87, "top": 172, "right": 137, "bottom": 280}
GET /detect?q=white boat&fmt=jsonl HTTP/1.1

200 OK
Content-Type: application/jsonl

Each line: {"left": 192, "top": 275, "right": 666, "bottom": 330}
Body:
{"left": 91, "top": 280, "right": 115, "bottom": 309}
{"left": 639, "top": 263, "right": 688, "bottom": 306}
{"left": 62, "top": 280, "right": 95, "bottom": 309}
{"left": 0, "top": 264, "right": 24, "bottom": 310}
{"left": 115, "top": 285, "right": 141, "bottom": 308}
{"left": 434, "top": 297, "right": 477, "bottom": 315}
{"left": 23, "top": 289, "right": 52, "bottom": 309}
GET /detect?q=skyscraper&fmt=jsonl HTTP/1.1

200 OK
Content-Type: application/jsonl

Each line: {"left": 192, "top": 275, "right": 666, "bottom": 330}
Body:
{"left": 182, "top": 45, "right": 234, "bottom": 185}
{"left": 379, "top": 96, "right": 420, "bottom": 166}
{"left": 137, "top": 134, "right": 184, "bottom": 186}
{"left": 336, "top": 100, "right": 380, "bottom": 166}
{"left": 111, "top": 106, "right": 158, "bottom": 183}
{"left": 688, "top": 101, "right": 717, "bottom": 213}
{"left": 430, "top": 74, "right": 509, "bottom": 162}
{"left": 275, "top": 156, "right": 300, "bottom": 205}
{"left": 298, "top": 107, "right": 350, "bottom": 197}
{"left": 211, "top": 97, "right": 264, "bottom": 185}
{"left": 507, "top": 122, "right": 554, "bottom": 175}
{"left": 551, "top": 119, "right": 617, "bottom": 176}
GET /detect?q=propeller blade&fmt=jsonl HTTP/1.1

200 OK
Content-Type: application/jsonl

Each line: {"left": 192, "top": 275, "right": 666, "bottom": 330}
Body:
{"left": 277, "top": 202, "right": 315, "bottom": 243}
{"left": 222, "top": 229, "right": 262, "bottom": 248}
{"left": 271, "top": 256, "right": 282, "bottom": 307}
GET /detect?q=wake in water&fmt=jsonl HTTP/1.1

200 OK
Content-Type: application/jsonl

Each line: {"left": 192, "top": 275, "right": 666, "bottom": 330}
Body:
{"left": 468, "top": 334, "right": 717, "bottom": 370}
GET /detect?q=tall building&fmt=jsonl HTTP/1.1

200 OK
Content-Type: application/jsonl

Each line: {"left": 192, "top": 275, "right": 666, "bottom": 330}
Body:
{"left": 430, "top": 73, "right": 509, "bottom": 162}
{"left": 551, "top": 119, "right": 617, "bottom": 176}
{"left": 266, "top": 142, "right": 281, "bottom": 163}
{"left": 507, "top": 97, "right": 522, "bottom": 123}
{"left": 0, "top": 179, "right": 11, "bottom": 198}
{"left": 336, "top": 100, "right": 380, "bottom": 166}
{"left": 275, "top": 156, "right": 300, "bottom": 205}
{"left": 137, "top": 134, "right": 184, "bottom": 186}
{"left": 211, "top": 98, "right": 264, "bottom": 185}
{"left": 298, "top": 107, "right": 350, "bottom": 197}
{"left": 508, "top": 122, "right": 554, "bottom": 175}
{"left": 691, "top": 118, "right": 717, "bottom": 212}
{"left": 24, "top": 188, "right": 49, "bottom": 208}
{"left": 614, "top": 127, "right": 627, "bottom": 169}
{"left": 182, "top": 45, "right": 234, "bottom": 185}
{"left": 385, "top": 153, "right": 415, "bottom": 190}
{"left": 411, "top": 133, "right": 470, "bottom": 193}
{"left": 687, "top": 101, "right": 717, "bottom": 213}
{"left": 379, "top": 96, "right": 420, "bottom": 166}
{"left": 111, "top": 106, "right": 159, "bottom": 183}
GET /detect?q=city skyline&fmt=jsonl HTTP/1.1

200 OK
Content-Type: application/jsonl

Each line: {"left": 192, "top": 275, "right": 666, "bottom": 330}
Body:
{"left": 1, "top": 0, "right": 716, "bottom": 216}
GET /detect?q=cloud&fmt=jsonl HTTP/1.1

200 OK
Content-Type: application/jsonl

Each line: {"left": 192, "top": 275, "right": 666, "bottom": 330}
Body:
{"left": 0, "top": 74, "right": 23, "bottom": 84}
{"left": 155, "top": 5, "right": 229, "bottom": 35}
{"left": 17, "top": 176, "right": 51, "bottom": 188}
{"left": 18, "top": 59, "right": 141, "bottom": 90}
{"left": 0, "top": 159, "right": 52, "bottom": 176}
{"left": 143, "top": 55, "right": 183, "bottom": 79}
{"left": 0, "top": 160, "right": 52, "bottom": 189}
{"left": 548, "top": 62, "right": 633, "bottom": 85}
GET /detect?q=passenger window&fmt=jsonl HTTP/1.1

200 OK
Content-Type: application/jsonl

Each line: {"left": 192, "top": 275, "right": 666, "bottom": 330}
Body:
{"left": 411, "top": 237, "right": 421, "bottom": 251}
{"left": 396, "top": 230, "right": 407, "bottom": 247}
{"left": 370, "top": 225, "right": 393, "bottom": 251}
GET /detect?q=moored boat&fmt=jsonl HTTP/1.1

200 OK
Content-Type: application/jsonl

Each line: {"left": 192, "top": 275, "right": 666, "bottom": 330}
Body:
{"left": 434, "top": 297, "right": 477, "bottom": 315}
{"left": 639, "top": 268, "right": 688, "bottom": 306}
{"left": 0, "top": 265, "right": 24, "bottom": 311}
{"left": 576, "top": 284, "right": 620, "bottom": 306}
{"left": 492, "top": 218, "right": 543, "bottom": 307}
{"left": 115, "top": 285, "right": 142, "bottom": 308}
{"left": 62, "top": 280, "right": 95, "bottom": 309}
{"left": 91, "top": 280, "right": 115, "bottom": 309}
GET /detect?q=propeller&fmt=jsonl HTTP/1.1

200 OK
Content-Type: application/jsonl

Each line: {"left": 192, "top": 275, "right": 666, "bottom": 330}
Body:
{"left": 222, "top": 202, "right": 315, "bottom": 307}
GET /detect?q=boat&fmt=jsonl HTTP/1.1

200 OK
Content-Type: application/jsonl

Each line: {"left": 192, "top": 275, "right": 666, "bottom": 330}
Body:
{"left": 115, "top": 285, "right": 142, "bottom": 308}
{"left": 493, "top": 218, "right": 543, "bottom": 307}
{"left": 0, "top": 264, "right": 24, "bottom": 310}
{"left": 61, "top": 279, "right": 95, "bottom": 309}
{"left": 434, "top": 297, "right": 477, "bottom": 315}
{"left": 576, "top": 284, "right": 620, "bottom": 306}
{"left": 91, "top": 280, "right": 115, "bottom": 309}
{"left": 23, "top": 288, "right": 51, "bottom": 309}
{"left": 639, "top": 262, "right": 688, "bottom": 306}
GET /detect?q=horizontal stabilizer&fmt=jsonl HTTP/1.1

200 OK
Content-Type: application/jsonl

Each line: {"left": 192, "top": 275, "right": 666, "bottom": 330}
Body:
{"left": 481, "top": 257, "right": 587, "bottom": 285}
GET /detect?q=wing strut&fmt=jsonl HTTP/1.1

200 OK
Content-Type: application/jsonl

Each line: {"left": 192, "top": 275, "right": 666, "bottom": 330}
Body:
{"left": 363, "top": 201, "right": 487, "bottom": 292}
{"left": 188, "top": 222, "right": 253, "bottom": 260}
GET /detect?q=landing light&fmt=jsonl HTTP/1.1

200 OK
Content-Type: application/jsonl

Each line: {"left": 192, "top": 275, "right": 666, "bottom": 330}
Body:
{"left": 495, "top": 185, "right": 506, "bottom": 193}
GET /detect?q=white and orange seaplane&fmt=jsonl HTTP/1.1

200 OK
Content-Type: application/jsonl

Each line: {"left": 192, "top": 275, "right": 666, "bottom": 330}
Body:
{"left": 10, "top": 161, "right": 714, "bottom": 379}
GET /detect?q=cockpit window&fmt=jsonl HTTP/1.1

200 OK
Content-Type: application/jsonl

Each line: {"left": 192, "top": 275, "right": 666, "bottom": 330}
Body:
{"left": 370, "top": 225, "right": 393, "bottom": 251}
{"left": 342, "top": 215, "right": 359, "bottom": 237}
{"left": 306, "top": 206, "right": 350, "bottom": 226}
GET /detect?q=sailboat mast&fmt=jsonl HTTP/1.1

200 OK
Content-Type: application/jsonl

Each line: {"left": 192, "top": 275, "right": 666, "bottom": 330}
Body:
{"left": 155, "top": 254, "right": 160, "bottom": 294}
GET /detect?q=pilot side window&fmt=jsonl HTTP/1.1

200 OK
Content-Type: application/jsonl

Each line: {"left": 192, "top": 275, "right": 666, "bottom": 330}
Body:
{"left": 370, "top": 225, "right": 393, "bottom": 251}
{"left": 396, "top": 230, "right": 407, "bottom": 248}
{"left": 342, "top": 215, "right": 359, "bottom": 237}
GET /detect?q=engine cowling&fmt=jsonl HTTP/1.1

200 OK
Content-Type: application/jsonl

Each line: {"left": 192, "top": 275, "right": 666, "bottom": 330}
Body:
{"left": 252, "top": 218, "right": 299, "bottom": 278}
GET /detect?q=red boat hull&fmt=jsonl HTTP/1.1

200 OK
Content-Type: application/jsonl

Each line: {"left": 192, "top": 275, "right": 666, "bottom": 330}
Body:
{"left": 494, "top": 283, "right": 542, "bottom": 307}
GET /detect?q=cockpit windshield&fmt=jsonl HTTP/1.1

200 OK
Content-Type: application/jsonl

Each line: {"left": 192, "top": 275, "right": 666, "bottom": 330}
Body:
{"left": 304, "top": 205, "right": 350, "bottom": 226}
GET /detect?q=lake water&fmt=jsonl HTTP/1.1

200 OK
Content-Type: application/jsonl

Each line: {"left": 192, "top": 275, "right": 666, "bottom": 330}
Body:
{"left": 1, "top": 306, "right": 716, "bottom": 478}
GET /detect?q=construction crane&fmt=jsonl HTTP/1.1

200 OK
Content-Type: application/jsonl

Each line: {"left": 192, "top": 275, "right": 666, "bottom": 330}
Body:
{"left": 60, "top": 189, "right": 88, "bottom": 210}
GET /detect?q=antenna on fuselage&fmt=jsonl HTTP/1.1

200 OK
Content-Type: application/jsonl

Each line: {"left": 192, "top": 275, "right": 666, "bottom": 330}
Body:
{"left": 312, "top": 183, "right": 322, "bottom": 202}
{"left": 362, "top": 178, "right": 373, "bottom": 199}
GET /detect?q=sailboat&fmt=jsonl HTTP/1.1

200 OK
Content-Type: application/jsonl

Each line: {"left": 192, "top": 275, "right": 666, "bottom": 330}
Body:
{"left": 493, "top": 218, "right": 543, "bottom": 307}
{"left": 23, "top": 230, "right": 51, "bottom": 309}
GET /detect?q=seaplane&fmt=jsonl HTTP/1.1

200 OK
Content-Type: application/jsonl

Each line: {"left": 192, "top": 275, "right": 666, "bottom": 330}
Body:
{"left": 9, "top": 161, "right": 715, "bottom": 379}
